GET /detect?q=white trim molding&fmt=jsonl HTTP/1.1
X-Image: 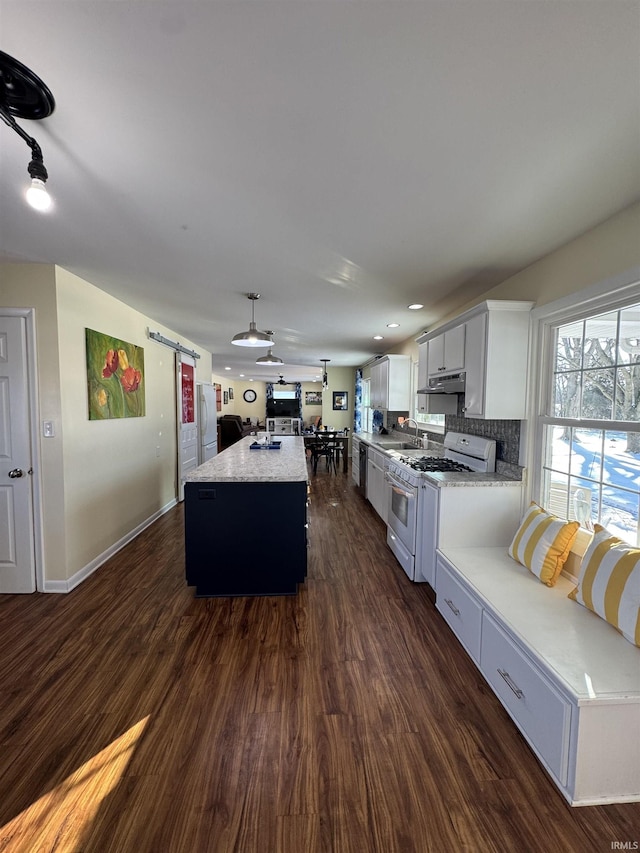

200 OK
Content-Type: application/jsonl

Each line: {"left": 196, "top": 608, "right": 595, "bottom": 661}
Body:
{"left": 42, "top": 499, "right": 178, "bottom": 593}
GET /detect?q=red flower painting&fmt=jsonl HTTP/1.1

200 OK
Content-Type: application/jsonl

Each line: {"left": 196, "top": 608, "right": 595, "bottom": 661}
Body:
{"left": 102, "top": 349, "right": 119, "bottom": 378}
{"left": 87, "top": 329, "right": 145, "bottom": 420}
{"left": 120, "top": 366, "right": 142, "bottom": 393}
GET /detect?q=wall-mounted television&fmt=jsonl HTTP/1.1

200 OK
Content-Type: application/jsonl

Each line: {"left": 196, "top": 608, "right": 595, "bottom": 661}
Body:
{"left": 266, "top": 398, "right": 301, "bottom": 418}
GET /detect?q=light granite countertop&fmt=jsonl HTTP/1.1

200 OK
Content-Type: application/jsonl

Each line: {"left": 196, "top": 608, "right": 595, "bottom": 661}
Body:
{"left": 355, "top": 431, "right": 523, "bottom": 487}
{"left": 185, "top": 436, "right": 309, "bottom": 483}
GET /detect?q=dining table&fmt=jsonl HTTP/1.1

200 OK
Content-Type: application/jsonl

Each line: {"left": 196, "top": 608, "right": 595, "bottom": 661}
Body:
{"left": 303, "top": 431, "right": 350, "bottom": 473}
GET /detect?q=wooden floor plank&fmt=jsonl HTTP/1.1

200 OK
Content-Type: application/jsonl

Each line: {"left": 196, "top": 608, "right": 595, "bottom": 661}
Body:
{"left": 0, "top": 464, "right": 638, "bottom": 852}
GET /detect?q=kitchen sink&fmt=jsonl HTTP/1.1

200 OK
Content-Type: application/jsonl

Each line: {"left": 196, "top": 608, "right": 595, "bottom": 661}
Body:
{"left": 375, "top": 440, "right": 422, "bottom": 450}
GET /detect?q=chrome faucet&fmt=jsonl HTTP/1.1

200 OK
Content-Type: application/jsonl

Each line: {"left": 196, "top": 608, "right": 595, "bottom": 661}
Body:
{"left": 403, "top": 417, "right": 420, "bottom": 446}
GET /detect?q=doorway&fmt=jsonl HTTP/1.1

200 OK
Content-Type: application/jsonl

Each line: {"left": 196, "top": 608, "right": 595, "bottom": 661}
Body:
{"left": 0, "top": 310, "right": 42, "bottom": 592}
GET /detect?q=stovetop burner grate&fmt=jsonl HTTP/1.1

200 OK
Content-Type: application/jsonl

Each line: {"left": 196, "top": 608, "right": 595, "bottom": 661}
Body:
{"left": 402, "top": 455, "right": 473, "bottom": 473}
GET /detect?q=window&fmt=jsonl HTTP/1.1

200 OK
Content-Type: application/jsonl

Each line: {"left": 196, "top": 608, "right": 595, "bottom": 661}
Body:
{"left": 362, "top": 377, "right": 372, "bottom": 432}
{"left": 538, "top": 300, "right": 640, "bottom": 545}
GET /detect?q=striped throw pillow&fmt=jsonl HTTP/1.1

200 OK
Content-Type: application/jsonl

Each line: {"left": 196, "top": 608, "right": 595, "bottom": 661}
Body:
{"left": 568, "top": 525, "right": 640, "bottom": 647}
{"left": 508, "top": 502, "right": 579, "bottom": 587}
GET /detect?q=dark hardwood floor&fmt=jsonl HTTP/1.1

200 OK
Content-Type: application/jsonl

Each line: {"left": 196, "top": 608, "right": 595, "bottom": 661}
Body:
{"left": 0, "top": 464, "right": 638, "bottom": 852}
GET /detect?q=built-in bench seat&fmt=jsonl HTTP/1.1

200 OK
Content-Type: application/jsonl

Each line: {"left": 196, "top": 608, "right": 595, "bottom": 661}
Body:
{"left": 435, "top": 545, "right": 640, "bottom": 806}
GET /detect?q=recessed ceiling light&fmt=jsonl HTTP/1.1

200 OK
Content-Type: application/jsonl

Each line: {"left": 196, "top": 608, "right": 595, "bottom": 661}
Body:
{"left": 407, "top": 303, "right": 424, "bottom": 310}
{"left": 239, "top": 374, "right": 245, "bottom": 378}
{"left": 224, "top": 366, "right": 231, "bottom": 371}
{"left": 373, "top": 335, "right": 384, "bottom": 340}
{"left": 387, "top": 323, "right": 400, "bottom": 328}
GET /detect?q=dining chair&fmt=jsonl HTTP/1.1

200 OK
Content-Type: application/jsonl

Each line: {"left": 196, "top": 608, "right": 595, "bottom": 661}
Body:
{"left": 311, "top": 432, "right": 338, "bottom": 474}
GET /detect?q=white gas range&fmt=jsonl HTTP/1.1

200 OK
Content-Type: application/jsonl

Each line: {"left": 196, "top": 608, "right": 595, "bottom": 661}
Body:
{"left": 386, "top": 432, "right": 497, "bottom": 487}
{"left": 385, "top": 432, "right": 521, "bottom": 585}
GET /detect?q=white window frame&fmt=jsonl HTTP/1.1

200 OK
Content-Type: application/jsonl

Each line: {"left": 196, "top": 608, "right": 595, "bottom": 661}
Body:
{"left": 529, "top": 266, "right": 640, "bottom": 545}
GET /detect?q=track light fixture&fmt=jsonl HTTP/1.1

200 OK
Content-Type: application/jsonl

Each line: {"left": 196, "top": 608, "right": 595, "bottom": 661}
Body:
{"left": 0, "top": 50, "right": 55, "bottom": 212}
{"left": 255, "top": 332, "right": 284, "bottom": 365}
{"left": 320, "top": 358, "right": 330, "bottom": 389}
{"left": 231, "top": 293, "right": 275, "bottom": 347}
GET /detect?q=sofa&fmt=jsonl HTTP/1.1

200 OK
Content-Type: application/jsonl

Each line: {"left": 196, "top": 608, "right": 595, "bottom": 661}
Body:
{"left": 218, "top": 414, "right": 255, "bottom": 449}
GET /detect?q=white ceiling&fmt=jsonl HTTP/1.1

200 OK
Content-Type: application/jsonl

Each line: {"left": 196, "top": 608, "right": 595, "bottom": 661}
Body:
{"left": 1, "top": 1, "right": 639, "bottom": 383}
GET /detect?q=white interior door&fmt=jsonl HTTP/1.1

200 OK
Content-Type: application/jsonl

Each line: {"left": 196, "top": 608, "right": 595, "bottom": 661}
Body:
{"left": 0, "top": 315, "right": 36, "bottom": 592}
{"left": 177, "top": 353, "right": 198, "bottom": 501}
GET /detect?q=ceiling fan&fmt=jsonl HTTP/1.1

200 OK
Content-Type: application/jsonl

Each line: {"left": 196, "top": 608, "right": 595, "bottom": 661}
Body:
{"left": 275, "top": 374, "right": 293, "bottom": 385}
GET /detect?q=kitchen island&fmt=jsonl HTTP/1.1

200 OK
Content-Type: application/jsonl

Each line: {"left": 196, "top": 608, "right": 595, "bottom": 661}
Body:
{"left": 184, "top": 435, "right": 309, "bottom": 596}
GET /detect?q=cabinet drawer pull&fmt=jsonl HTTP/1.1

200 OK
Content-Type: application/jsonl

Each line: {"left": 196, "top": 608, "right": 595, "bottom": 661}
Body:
{"left": 444, "top": 598, "right": 460, "bottom": 617}
{"left": 497, "top": 668, "right": 524, "bottom": 699}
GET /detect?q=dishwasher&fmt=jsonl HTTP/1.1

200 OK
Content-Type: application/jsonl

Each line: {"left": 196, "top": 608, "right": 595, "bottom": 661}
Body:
{"left": 358, "top": 440, "right": 368, "bottom": 497}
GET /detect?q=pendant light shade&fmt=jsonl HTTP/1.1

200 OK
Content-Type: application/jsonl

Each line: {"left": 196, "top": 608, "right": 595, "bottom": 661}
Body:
{"left": 231, "top": 293, "right": 275, "bottom": 347}
{"left": 256, "top": 332, "right": 284, "bottom": 365}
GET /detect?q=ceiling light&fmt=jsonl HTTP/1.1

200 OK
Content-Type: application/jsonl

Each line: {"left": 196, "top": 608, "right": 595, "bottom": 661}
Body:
{"left": 25, "top": 176, "right": 51, "bottom": 211}
{"left": 320, "top": 358, "right": 330, "bottom": 389}
{"left": 387, "top": 323, "right": 400, "bottom": 328}
{"left": 373, "top": 335, "right": 384, "bottom": 340}
{"left": 408, "top": 303, "right": 424, "bottom": 310}
{"left": 224, "top": 366, "right": 231, "bottom": 370}
{"left": 255, "top": 332, "right": 284, "bottom": 365}
{"left": 0, "top": 50, "right": 55, "bottom": 212}
{"left": 231, "top": 293, "right": 275, "bottom": 347}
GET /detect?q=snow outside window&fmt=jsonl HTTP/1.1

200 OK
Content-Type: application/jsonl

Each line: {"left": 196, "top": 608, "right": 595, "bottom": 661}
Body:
{"left": 540, "top": 301, "right": 640, "bottom": 545}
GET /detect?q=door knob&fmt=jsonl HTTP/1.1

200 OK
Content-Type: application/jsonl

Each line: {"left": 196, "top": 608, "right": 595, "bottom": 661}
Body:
{"left": 8, "top": 468, "right": 24, "bottom": 478}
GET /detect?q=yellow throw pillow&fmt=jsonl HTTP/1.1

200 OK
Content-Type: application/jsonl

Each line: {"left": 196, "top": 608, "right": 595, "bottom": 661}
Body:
{"left": 568, "top": 524, "right": 640, "bottom": 647}
{"left": 508, "top": 502, "right": 579, "bottom": 587}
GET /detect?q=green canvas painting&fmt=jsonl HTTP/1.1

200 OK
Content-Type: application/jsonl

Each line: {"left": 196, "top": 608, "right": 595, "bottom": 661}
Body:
{"left": 86, "top": 328, "right": 145, "bottom": 419}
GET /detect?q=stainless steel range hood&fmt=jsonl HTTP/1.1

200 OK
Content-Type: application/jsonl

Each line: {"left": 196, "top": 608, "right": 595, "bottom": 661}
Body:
{"left": 417, "top": 371, "right": 466, "bottom": 395}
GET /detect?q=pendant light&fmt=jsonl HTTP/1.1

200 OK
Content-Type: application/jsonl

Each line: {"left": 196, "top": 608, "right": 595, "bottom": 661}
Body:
{"left": 231, "top": 293, "right": 275, "bottom": 347}
{"left": 255, "top": 332, "right": 284, "bottom": 365}
{"left": 0, "top": 50, "right": 55, "bottom": 212}
{"left": 320, "top": 358, "right": 330, "bottom": 389}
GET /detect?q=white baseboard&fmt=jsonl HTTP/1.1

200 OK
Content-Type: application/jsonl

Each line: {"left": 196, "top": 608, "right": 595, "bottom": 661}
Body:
{"left": 42, "top": 499, "right": 178, "bottom": 593}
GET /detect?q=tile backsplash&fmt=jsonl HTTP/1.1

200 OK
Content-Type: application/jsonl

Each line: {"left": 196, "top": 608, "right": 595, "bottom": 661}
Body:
{"left": 445, "top": 413, "right": 521, "bottom": 465}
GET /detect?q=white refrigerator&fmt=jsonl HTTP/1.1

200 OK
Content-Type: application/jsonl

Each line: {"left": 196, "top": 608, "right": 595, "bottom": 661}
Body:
{"left": 197, "top": 383, "right": 218, "bottom": 464}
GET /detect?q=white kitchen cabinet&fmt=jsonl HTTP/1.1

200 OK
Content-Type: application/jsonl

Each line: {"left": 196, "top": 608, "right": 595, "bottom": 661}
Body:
{"left": 416, "top": 300, "right": 533, "bottom": 420}
{"left": 369, "top": 355, "right": 410, "bottom": 410}
{"left": 427, "top": 324, "right": 465, "bottom": 376}
{"left": 462, "top": 301, "right": 533, "bottom": 419}
{"left": 417, "top": 342, "right": 458, "bottom": 415}
{"left": 351, "top": 435, "right": 361, "bottom": 487}
{"left": 366, "top": 447, "right": 387, "bottom": 522}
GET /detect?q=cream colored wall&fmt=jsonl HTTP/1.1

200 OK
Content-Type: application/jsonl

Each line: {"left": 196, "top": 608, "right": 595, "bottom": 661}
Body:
{"left": 1, "top": 262, "right": 211, "bottom": 583}
{"left": 428, "top": 203, "right": 640, "bottom": 331}
{"left": 227, "top": 380, "right": 267, "bottom": 422}
{"left": 56, "top": 267, "right": 209, "bottom": 577}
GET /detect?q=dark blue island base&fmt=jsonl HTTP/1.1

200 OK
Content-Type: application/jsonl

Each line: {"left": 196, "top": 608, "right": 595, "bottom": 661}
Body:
{"left": 184, "top": 480, "right": 308, "bottom": 597}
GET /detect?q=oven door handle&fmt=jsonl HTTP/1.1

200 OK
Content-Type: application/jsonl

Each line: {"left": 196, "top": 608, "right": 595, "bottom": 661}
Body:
{"left": 385, "top": 471, "right": 416, "bottom": 500}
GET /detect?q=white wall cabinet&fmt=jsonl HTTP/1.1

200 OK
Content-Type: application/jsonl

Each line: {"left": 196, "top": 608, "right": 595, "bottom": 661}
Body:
{"left": 427, "top": 325, "right": 465, "bottom": 376}
{"left": 369, "top": 354, "right": 410, "bottom": 411}
{"left": 462, "top": 302, "right": 533, "bottom": 419}
{"left": 416, "top": 300, "right": 533, "bottom": 421}
{"left": 417, "top": 342, "right": 458, "bottom": 415}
